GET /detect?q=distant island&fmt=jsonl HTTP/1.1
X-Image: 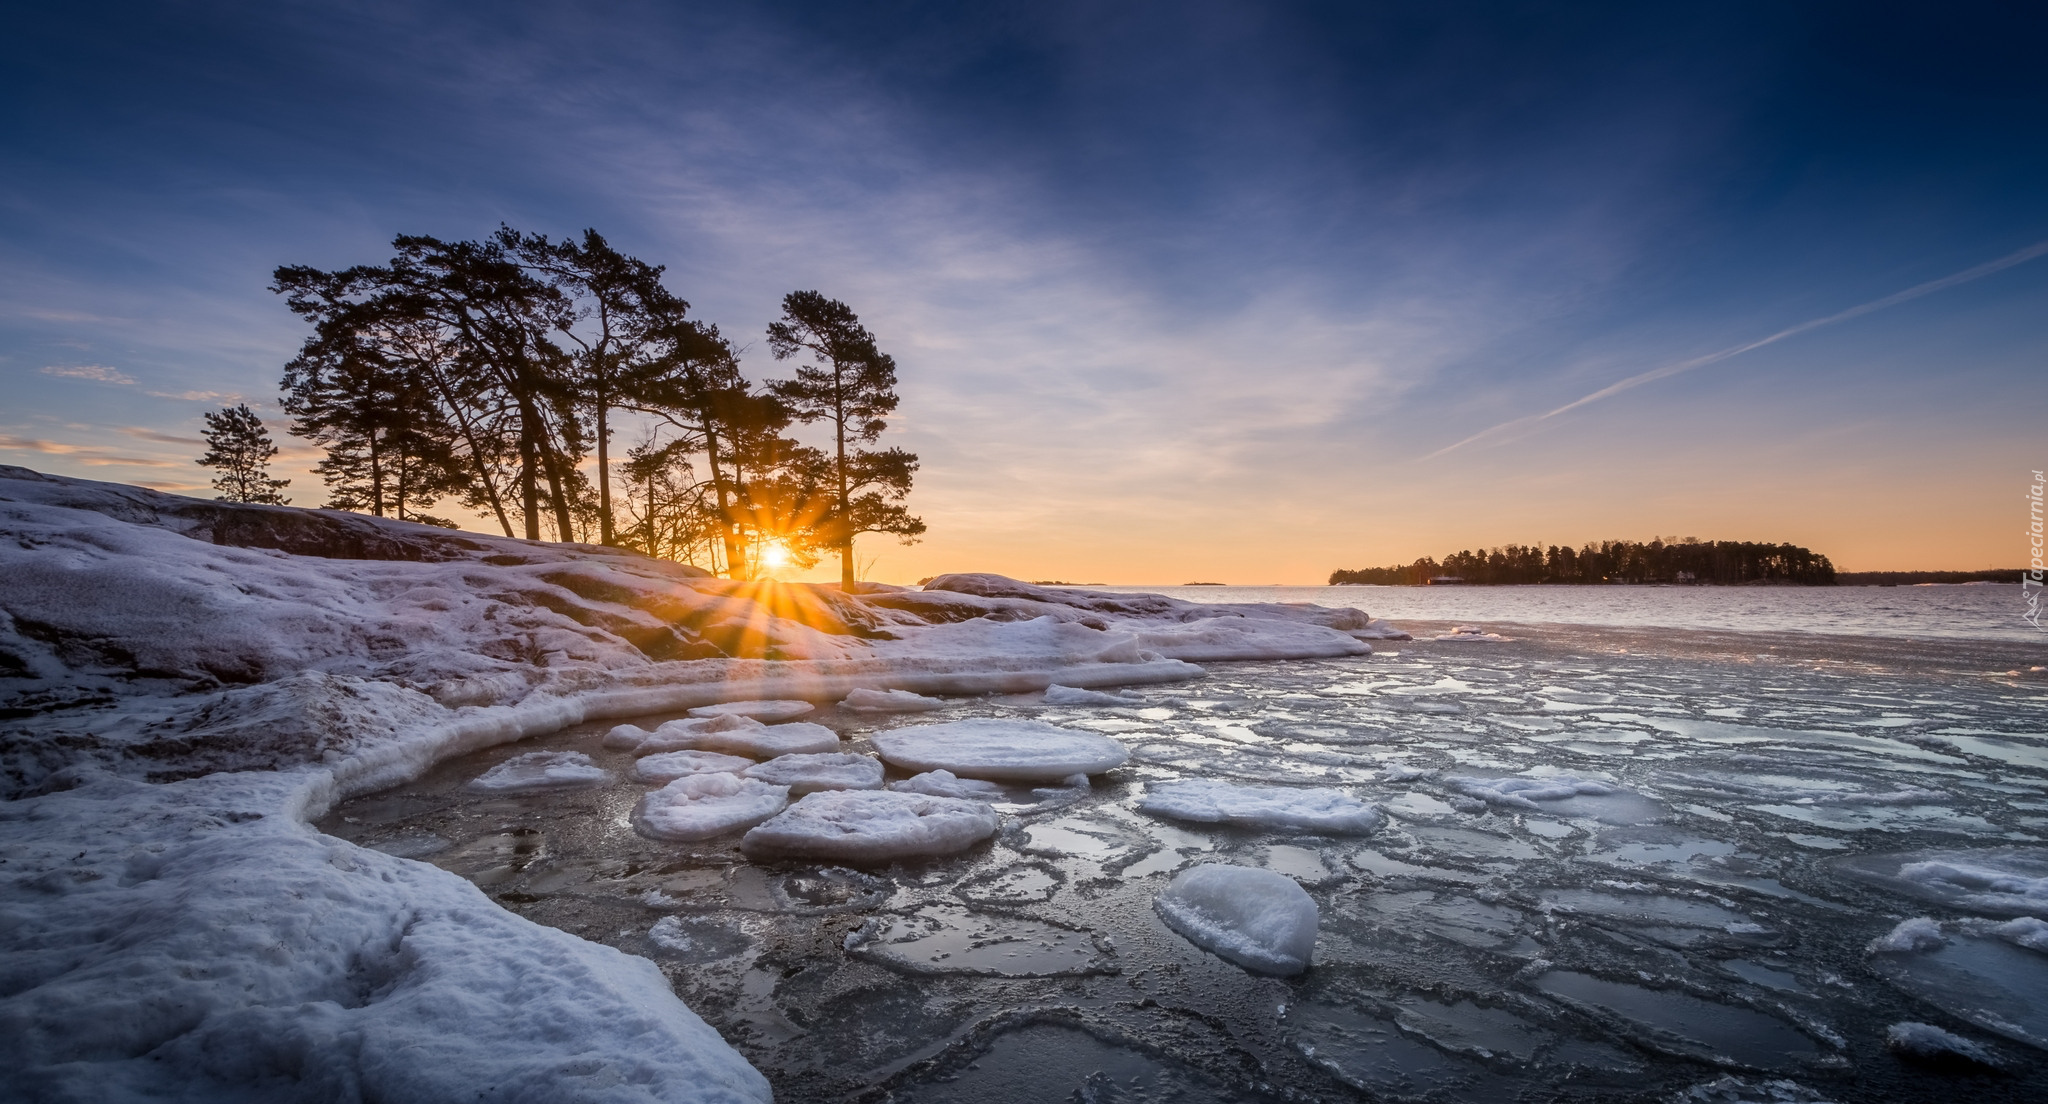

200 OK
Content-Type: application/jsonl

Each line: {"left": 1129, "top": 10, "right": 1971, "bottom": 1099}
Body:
{"left": 1181, "top": 581, "right": 1225, "bottom": 586}
{"left": 1330, "top": 539, "right": 1838, "bottom": 586}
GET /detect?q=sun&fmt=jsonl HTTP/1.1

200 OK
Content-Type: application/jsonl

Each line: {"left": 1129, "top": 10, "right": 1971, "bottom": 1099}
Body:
{"left": 759, "top": 541, "right": 793, "bottom": 570}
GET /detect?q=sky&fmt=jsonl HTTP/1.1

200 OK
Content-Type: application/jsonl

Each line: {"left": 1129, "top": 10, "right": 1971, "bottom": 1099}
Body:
{"left": 3, "top": 1, "right": 2045, "bottom": 583}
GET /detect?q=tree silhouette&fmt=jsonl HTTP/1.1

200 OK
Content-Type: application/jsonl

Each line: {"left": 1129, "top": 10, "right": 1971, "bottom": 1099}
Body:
{"left": 767, "top": 291, "right": 924, "bottom": 590}
{"left": 199, "top": 404, "right": 291, "bottom": 504}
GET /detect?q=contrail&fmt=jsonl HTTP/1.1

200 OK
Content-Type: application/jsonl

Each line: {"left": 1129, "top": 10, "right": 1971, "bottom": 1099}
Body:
{"left": 1421, "top": 238, "right": 2048, "bottom": 460}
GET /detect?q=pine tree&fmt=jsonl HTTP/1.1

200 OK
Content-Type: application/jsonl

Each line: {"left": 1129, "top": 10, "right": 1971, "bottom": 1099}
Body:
{"left": 199, "top": 404, "right": 291, "bottom": 504}
{"left": 766, "top": 291, "right": 924, "bottom": 590}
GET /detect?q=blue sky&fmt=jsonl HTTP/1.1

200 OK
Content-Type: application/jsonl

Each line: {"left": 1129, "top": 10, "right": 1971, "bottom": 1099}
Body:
{"left": 4, "top": 1, "right": 2044, "bottom": 580}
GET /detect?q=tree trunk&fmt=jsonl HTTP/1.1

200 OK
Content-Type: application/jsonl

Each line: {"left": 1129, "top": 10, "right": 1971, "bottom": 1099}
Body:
{"left": 595, "top": 394, "right": 614, "bottom": 545}
{"left": 835, "top": 367, "right": 854, "bottom": 591}
{"left": 703, "top": 427, "right": 747, "bottom": 580}
{"left": 519, "top": 417, "right": 540, "bottom": 541}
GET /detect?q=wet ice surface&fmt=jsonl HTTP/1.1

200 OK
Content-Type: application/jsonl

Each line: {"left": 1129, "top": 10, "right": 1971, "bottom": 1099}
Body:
{"left": 320, "top": 622, "right": 2048, "bottom": 1102}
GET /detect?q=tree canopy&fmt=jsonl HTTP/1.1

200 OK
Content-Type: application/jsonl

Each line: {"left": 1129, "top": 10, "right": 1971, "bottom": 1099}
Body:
{"left": 198, "top": 403, "right": 291, "bottom": 505}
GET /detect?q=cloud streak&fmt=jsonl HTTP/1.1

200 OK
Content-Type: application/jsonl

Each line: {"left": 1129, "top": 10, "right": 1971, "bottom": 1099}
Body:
{"left": 1421, "top": 238, "right": 2048, "bottom": 460}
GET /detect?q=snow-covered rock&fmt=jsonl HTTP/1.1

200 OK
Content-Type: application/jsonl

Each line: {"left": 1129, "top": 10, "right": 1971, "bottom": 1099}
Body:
{"left": 740, "top": 790, "right": 1001, "bottom": 863}
{"left": 633, "top": 773, "right": 790, "bottom": 841}
{"left": 687, "top": 699, "right": 814, "bottom": 722}
{"left": 0, "top": 770, "right": 773, "bottom": 1103}
{"left": 632, "top": 749, "right": 756, "bottom": 783}
{"left": 741, "top": 752, "right": 886, "bottom": 794}
{"left": 465, "top": 750, "right": 612, "bottom": 792}
{"left": 841, "top": 687, "right": 948, "bottom": 712}
{"left": 1154, "top": 864, "right": 1318, "bottom": 976}
{"left": 870, "top": 718, "right": 1130, "bottom": 782}
{"left": 1139, "top": 779, "right": 1382, "bottom": 834}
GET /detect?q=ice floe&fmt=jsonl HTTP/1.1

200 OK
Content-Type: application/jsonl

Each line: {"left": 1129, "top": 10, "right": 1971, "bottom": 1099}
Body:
{"left": 1436, "top": 625, "right": 1507, "bottom": 642}
{"left": 1886, "top": 1021, "right": 2000, "bottom": 1066}
{"left": 633, "top": 773, "right": 790, "bottom": 841}
{"left": 1446, "top": 772, "right": 1618, "bottom": 809}
{"left": 840, "top": 687, "right": 948, "bottom": 712}
{"left": 1863, "top": 917, "right": 2048, "bottom": 1050}
{"left": 464, "top": 750, "right": 611, "bottom": 792}
{"left": 632, "top": 748, "right": 756, "bottom": 782}
{"left": 741, "top": 752, "right": 885, "bottom": 794}
{"left": 1153, "top": 863, "right": 1318, "bottom": 975}
{"left": 888, "top": 769, "right": 1009, "bottom": 800}
{"left": 1042, "top": 683, "right": 1142, "bottom": 706}
{"left": 870, "top": 718, "right": 1130, "bottom": 782}
{"left": 659, "top": 716, "right": 846, "bottom": 759}
{"left": 1833, "top": 846, "right": 2048, "bottom": 917}
{"left": 739, "top": 789, "right": 1001, "bottom": 863}
{"left": 688, "top": 699, "right": 815, "bottom": 722}
{"left": 1139, "top": 779, "right": 1382, "bottom": 834}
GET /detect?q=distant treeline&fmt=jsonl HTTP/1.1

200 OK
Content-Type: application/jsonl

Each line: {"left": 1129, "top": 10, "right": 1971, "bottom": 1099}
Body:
{"left": 1330, "top": 539, "right": 1837, "bottom": 586}
{"left": 1834, "top": 570, "right": 2023, "bottom": 586}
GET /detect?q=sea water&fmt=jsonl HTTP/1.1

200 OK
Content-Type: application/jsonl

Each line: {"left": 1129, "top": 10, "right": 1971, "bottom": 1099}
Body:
{"left": 320, "top": 588, "right": 2048, "bottom": 1102}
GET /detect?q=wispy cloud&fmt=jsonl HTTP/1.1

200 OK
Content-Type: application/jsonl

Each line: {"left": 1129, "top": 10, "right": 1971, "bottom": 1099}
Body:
{"left": 40, "top": 364, "right": 136, "bottom": 385}
{"left": 119, "top": 426, "right": 205, "bottom": 447}
{"left": 0, "top": 434, "right": 183, "bottom": 467}
{"left": 146, "top": 389, "right": 240, "bottom": 402}
{"left": 1421, "top": 237, "right": 2048, "bottom": 460}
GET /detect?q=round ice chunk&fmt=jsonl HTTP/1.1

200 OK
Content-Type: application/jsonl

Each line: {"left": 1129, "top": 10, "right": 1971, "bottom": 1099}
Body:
{"left": 688, "top": 699, "right": 815, "bottom": 722}
{"left": 602, "top": 723, "right": 654, "bottom": 750}
{"left": 890, "top": 769, "right": 1010, "bottom": 800}
{"left": 1154, "top": 864, "right": 1317, "bottom": 976}
{"left": 742, "top": 752, "right": 886, "bottom": 795}
{"left": 1139, "top": 779, "right": 1382, "bottom": 834}
{"left": 1435, "top": 625, "right": 1506, "bottom": 642}
{"left": 740, "top": 790, "right": 1000, "bottom": 864}
{"left": 633, "top": 749, "right": 755, "bottom": 783}
{"left": 633, "top": 773, "right": 790, "bottom": 841}
{"left": 1042, "top": 684, "right": 1139, "bottom": 706}
{"left": 842, "top": 688, "right": 948, "bottom": 712}
{"left": 657, "top": 717, "right": 843, "bottom": 759}
{"left": 466, "top": 751, "right": 611, "bottom": 793}
{"left": 870, "top": 718, "right": 1129, "bottom": 782}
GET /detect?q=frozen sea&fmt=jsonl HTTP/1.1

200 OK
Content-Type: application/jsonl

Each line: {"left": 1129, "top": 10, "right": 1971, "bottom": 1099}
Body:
{"left": 322, "top": 585, "right": 2048, "bottom": 1102}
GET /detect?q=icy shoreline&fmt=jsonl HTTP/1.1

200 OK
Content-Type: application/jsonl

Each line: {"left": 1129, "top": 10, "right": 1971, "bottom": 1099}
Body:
{"left": 0, "top": 467, "right": 1387, "bottom": 1102}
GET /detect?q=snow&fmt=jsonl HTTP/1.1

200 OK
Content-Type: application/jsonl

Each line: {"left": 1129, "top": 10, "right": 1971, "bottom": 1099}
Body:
{"left": 1993, "top": 916, "right": 2048, "bottom": 951}
{"left": 739, "top": 790, "right": 1001, "bottom": 863}
{"left": 632, "top": 749, "right": 756, "bottom": 783}
{"left": 841, "top": 687, "right": 947, "bottom": 712}
{"left": 1886, "top": 1021, "right": 2000, "bottom": 1065}
{"left": 741, "top": 752, "right": 886, "bottom": 794}
{"left": 1435, "top": 625, "right": 1507, "bottom": 642}
{"left": 1043, "top": 683, "right": 1142, "bottom": 706}
{"left": 1153, "top": 864, "right": 1318, "bottom": 976}
{"left": 889, "top": 769, "right": 1010, "bottom": 800}
{"left": 687, "top": 699, "right": 814, "bottom": 721}
{"left": 1138, "top": 779, "right": 1383, "bottom": 834}
{"left": 0, "top": 468, "right": 1429, "bottom": 1100}
{"left": 633, "top": 773, "right": 791, "bottom": 841}
{"left": 465, "top": 749, "right": 612, "bottom": 792}
{"left": 870, "top": 718, "right": 1131, "bottom": 782}
{"left": 1446, "top": 773, "right": 1618, "bottom": 809}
